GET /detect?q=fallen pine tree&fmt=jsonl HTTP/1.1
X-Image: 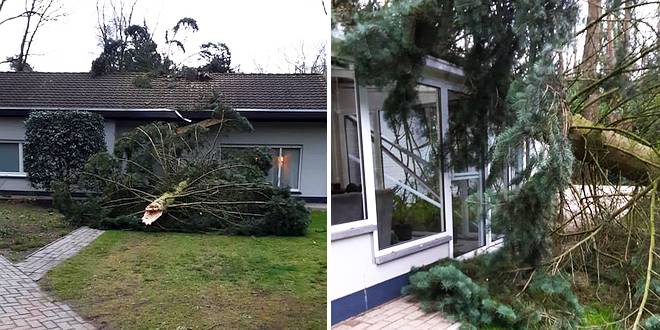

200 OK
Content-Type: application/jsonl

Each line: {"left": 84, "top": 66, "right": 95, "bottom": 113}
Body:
{"left": 54, "top": 102, "right": 311, "bottom": 236}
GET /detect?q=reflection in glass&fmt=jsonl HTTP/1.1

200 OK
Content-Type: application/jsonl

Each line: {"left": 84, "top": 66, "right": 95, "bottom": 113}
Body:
{"left": 266, "top": 148, "right": 280, "bottom": 186}
{"left": 448, "top": 90, "right": 486, "bottom": 256}
{"left": 451, "top": 177, "right": 485, "bottom": 255}
{"left": 331, "top": 77, "right": 367, "bottom": 225}
{"left": 0, "top": 143, "right": 20, "bottom": 172}
{"left": 369, "top": 85, "right": 445, "bottom": 250}
{"left": 280, "top": 148, "right": 301, "bottom": 189}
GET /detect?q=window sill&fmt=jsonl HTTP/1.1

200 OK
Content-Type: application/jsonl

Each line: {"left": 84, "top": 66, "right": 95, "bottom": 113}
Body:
{"left": 374, "top": 234, "right": 452, "bottom": 265}
{"left": 0, "top": 173, "right": 27, "bottom": 178}
{"left": 330, "top": 221, "right": 377, "bottom": 241}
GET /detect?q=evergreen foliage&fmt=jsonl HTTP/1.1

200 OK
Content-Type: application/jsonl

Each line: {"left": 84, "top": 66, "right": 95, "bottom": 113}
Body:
{"left": 24, "top": 111, "right": 106, "bottom": 189}
{"left": 91, "top": 16, "right": 233, "bottom": 76}
{"left": 405, "top": 262, "right": 584, "bottom": 329}
{"left": 54, "top": 101, "right": 310, "bottom": 236}
{"left": 403, "top": 264, "right": 518, "bottom": 328}
{"left": 339, "top": 0, "right": 578, "bottom": 164}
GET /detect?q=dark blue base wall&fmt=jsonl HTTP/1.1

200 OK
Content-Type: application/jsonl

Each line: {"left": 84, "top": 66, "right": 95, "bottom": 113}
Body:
{"left": 331, "top": 272, "right": 410, "bottom": 325}
{"left": 300, "top": 196, "right": 326, "bottom": 203}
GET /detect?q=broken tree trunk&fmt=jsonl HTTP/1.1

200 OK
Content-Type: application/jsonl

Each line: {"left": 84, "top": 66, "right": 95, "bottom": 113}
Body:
{"left": 569, "top": 114, "right": 660, "bottom": 183}
{"left": 142, "top": 180, "right": 189, "bottom": 225}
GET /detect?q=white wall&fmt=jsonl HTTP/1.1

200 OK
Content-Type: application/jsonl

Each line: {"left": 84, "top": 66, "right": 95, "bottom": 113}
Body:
{"left": 330, "top": 232, "right": 450, "bottom": 300}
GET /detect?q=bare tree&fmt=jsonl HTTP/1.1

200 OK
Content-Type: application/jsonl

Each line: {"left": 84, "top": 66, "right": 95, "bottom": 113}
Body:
{"left": 95, "top": 0, "right": 138, "bottom": 72}
{"left": 4, "top": 0, "right": 63, "bottom": 71}
{"left": 283, "top": 41, "right": 326, "bottom": 74}
{"left": 252, "top": 59, "right": 267, "bottom": 73}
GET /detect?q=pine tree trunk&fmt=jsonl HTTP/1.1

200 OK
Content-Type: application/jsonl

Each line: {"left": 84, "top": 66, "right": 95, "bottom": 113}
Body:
{"left": 569, "top": 114, "right": 660, "bottom": 183}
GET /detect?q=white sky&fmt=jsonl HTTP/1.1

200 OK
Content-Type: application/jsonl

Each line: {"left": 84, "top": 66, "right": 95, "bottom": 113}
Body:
{"left": 0, "top": 0, "right": 329, "bottom": 73}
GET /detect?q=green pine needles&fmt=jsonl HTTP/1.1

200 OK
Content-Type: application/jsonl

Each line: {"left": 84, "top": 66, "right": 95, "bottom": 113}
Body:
{"left": 403, "top": 263, "right": 584, "bottom": 329}
{"left": 403, "top": 264, "right": 518, "bottom": 328}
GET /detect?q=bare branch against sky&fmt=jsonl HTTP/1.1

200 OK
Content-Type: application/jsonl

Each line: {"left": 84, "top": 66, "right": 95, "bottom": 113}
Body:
{"left": 3, "top": 0, "right": 65, "bottom": 71}
{"left": 0, "top": 0, "right": 327, "bottom": 72}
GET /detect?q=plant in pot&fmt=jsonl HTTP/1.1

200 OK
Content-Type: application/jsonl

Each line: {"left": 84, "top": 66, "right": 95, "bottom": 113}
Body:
{"left": 391, "top": 194, "right": 414, "bottom": 242}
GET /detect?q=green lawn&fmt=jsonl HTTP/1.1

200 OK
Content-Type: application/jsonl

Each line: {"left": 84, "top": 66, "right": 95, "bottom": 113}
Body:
{"left": 42, "top": 211, "right": 327, "bottom": 329}
{"left": 0, "top": 200, "right": 73, "bottom": 261}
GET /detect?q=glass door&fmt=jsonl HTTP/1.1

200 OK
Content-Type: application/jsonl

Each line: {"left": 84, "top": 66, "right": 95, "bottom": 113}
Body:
{"left": 447, "top": 90, "right": 487, "bottom": 256}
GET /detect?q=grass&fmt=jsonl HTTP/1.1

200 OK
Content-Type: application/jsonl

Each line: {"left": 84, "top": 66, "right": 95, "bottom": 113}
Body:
{"left": 581, "top": 304, "right": 620, "bottom": 329}
{"left": 0, "top": 200, "right": 73, "bottom": 261}
{"left": 43, "top": 211, "right": 327, "bottom": 330}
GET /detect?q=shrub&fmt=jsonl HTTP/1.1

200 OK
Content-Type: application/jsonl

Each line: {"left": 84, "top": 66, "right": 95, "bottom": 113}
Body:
{"left": 24, "top": 111, "right": 106, "bottom": 189}
{"left": 645, "top": 315, "right": 660, "bottom": 330}
{"left": 262, "top": 188, "right": 311, "bottom": 236}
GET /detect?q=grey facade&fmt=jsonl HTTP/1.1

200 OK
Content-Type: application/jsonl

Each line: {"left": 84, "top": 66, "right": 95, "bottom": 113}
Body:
{"left": 0, "top": 72, "right": 326, "bottom": 201}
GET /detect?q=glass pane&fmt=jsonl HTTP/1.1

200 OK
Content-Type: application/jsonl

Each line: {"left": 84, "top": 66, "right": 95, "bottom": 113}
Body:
{"left": 370, "top": 85, "right": 445, "bottom": 250}
{"left": 267, "top": 148, "right": 280, "bottom": 187}
{"left": 331, "top": 77, "right": 366, "bottom": 225}
{"left": 448, "top": 90, "right": 486, "bottom": 255}
{"left": 344, "top": 117, "right": 362, "bottom": 186}
{"left": 0, "top": 143, "right": 20, "bottom": 172}
{"left": 279, "top": 148, "right": 301, "bottom": 189}
{"left": 451, "top": 177, "right": 485, "bottom": 255}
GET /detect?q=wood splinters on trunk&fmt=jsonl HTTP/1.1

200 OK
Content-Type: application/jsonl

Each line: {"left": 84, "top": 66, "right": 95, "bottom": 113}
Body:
{"left": 141, "top": 180, "right": 189, "bottom": 225}
{"left": 142, "top": 200, "right": 165, "bottom": 225}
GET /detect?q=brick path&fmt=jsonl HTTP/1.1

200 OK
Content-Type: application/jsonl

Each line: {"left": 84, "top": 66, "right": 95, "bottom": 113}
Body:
{"left": 333, "top": 296, "right": 460, "bottom": 330}
{"left": 0, "top": 227, "right": 103, "bottom": 329}
{"left": 16, "top": 227, "right": 104, "bottom": 281}
{"left": 0, "top": 257, "right": 94, "bottom": 329}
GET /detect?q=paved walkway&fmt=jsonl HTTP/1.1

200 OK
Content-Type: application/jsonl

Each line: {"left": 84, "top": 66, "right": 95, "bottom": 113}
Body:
{"left": 0, "top": 227, "right": 103, "bottom": 329}
{"left": 333, "top": 296, "right": 460, "bottom": 330}
{"left": 16, "top": 227, "right": 104, "bottom": 281}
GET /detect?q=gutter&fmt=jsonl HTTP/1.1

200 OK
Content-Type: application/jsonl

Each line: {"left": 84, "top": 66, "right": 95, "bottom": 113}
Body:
{"left": 0, "top": 107, "right": 326, "bottom": 122}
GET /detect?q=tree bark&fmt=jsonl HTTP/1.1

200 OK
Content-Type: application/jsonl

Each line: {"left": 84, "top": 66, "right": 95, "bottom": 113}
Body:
{"left": 581, "top": 0, "right": 603, "bottom": 120}
{"left": 569, "top": 114, "right": 660, "bottom": 183}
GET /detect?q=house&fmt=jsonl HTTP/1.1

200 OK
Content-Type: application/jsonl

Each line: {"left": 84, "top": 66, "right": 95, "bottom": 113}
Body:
{"left": 330, "top": 57, "right": 525, "bottom": 324}
{"left": 0, "top": 72, "right": 327, "bottom": 203}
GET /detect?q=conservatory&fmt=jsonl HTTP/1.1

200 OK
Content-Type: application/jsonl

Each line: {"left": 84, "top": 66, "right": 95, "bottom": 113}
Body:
{"left": 329, "top": 57, "right": 525, "bottom": 324}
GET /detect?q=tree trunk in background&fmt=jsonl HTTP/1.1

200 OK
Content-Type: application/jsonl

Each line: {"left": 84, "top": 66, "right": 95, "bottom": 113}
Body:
{"left": 581, "top": 0, "right": 602, "bottom": 120}
{"left": 606, "top": 14, "right": 614, "bottom": 71}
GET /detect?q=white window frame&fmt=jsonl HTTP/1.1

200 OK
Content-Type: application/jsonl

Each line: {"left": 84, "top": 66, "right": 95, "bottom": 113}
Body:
{"left": 0, "top": 140, "right": 26, "bottom": 177}
{"left": 331, "top": 62, "right": 509, "bottom": 262}
{"left": 330, "top": 70, "right": 379, "bottom": 241}
{"left": 222, "top": 144, "right": 303, "bottom": 192}
{"left": 370, "top": 79, "right": 457, "bottom": 262}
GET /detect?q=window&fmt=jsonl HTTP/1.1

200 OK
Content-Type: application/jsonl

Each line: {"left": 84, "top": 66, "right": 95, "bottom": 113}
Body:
{"left": 369, "top": 85, "right": 445, "bottom": 250}
{"left": 447, "top": 90, "right": 486, "bottom": 256}
{"left": 331, "top": 76, "right": 368, "bottom": 225}
{"left": 0, "top": 141, "right": 25, "bottom": 176}
{"left": 223, "top": 145, "right": 302, "bottom": 191}
{"left": 270, "top": 147, "right": 302, "bottom": 190}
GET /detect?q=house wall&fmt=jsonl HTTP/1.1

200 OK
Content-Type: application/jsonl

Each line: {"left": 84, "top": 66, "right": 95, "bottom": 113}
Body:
{"left": 330, "top": 232, "right": 450, "bottom": 324}
{"left": 222, "top": 121, "right": 327, "bottom": 199}
{"left": 0, "top": 118, "right": 115, "bottom": 194}
{"left": 116, "top": 120, "right": 326, "bottom": 199}
{"left": 1, "top": 118, "right": 326, "bottom": 199}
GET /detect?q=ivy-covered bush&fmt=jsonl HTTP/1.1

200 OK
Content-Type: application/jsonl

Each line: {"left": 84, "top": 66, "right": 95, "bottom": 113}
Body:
{"left": 24, "top": 111, "right": 106, "bottom": 189}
